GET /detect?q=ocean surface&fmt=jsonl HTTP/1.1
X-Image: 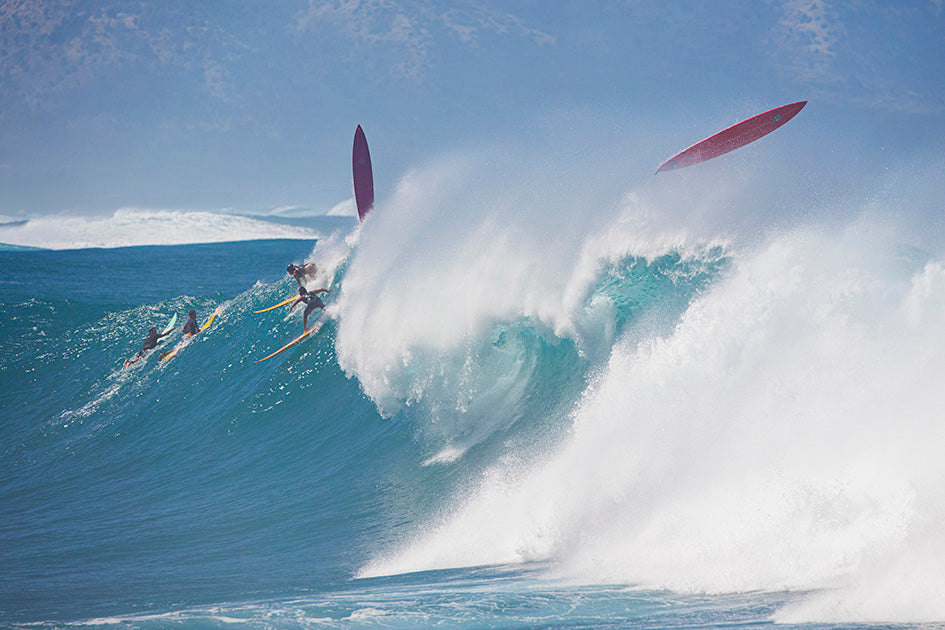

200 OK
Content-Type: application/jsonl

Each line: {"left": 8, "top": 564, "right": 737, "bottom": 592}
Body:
{"left": 3, "top": 194, "right": 945, "bottom": 629}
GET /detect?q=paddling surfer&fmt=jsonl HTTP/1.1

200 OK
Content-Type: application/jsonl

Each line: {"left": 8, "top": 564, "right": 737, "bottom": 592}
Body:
{"left": 289, "top": 286, "right": 330, "bottom": 332}
{"left": 124, "top": 326, "right": 172, "bottom": 367}
{"left": 157, "top": 310, "right": 200, "bottom": 361}
{"left": 182, "top": 310, "right": 199, "bottom": 336}
{"left": 286, "top": 263, "right": 318, "bottom": 288}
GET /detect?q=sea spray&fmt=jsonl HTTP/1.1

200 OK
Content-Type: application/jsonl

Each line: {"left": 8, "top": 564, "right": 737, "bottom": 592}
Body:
{"left": 333, "top": 154, "right": 723, "bottom": 457}
{"left": 360, "top": 219, "right": 945, "bottom": 622}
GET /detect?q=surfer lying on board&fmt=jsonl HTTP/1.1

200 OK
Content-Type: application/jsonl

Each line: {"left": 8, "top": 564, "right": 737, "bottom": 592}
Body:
{"left": 157, "top": 310, "right": 200, "bottom": 361}
{"left": 286, "top": 263, "right": 318, "bottom": 287}
{"left": 182, "top": 310, "right": 199, "bottom": 336}
{"left": 123, "top": 326, "right": 172, "bottom": 367}
{"left": 289, "top": 286, "right": 330, "bottom": 331}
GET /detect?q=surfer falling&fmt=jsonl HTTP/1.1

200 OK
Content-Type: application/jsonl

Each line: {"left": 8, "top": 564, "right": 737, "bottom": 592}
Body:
{"left": 286, "top": 263, "right": 318, "bottom": 288}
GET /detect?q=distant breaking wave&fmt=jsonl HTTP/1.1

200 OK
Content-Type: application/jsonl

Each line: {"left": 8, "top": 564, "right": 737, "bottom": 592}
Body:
{"left": 0, "top": 207, "right": 357, "bottom": 250}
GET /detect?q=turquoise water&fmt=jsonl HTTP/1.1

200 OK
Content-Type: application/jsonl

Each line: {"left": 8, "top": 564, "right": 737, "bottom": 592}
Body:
{"left": 2, "top": 231, "right": 943, "bottom": 628}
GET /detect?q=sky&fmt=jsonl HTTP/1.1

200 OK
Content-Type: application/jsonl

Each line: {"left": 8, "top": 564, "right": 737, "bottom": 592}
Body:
{"left": 1, "top": 0, "right": 943, "bottom": 219}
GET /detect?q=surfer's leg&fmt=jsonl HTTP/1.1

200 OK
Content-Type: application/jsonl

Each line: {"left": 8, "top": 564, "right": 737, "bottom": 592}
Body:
{"left": 303, "top": 302, "right": 319, "bottom": 331}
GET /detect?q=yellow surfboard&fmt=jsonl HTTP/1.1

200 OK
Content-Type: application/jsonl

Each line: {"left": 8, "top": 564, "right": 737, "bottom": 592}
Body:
{"left": 159, "top": 345, "right": 184, "bottom": 362}
{"left": 255, "top": 318, "right": 324, "bottom": 363}
{"left": 198, "top": 309, "right": 219, "bottom": 331}
{"left": 253, "top": 296, "right": 296, "bottom": 314}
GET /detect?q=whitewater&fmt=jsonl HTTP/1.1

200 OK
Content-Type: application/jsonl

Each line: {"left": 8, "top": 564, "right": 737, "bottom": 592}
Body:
{"left": 3, "top": 145, "right": 945, "bottom": 627}
{"left": 0, "top": 205, "right": 356, "bottom": 250}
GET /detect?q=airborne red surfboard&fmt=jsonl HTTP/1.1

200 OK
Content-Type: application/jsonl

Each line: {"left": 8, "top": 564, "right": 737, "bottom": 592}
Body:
{"left": 657, "top": 101, "right": 807, "bottom": 173}
{"left": 353, "top": 125, "right": 374, "bottom": 221}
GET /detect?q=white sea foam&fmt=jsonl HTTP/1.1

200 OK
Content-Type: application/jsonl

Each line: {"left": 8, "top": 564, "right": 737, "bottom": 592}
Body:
{"left": 351, "top": 150, "right": 945, "bottom": 623}
{"left": 333, "top": 151, "right": 714, "bottom": 418}
{"left": 422, "top": 446, "right": 467, "bottom": 466}
{"left": 0, "top": 206, "right": 346, "bottom": 250}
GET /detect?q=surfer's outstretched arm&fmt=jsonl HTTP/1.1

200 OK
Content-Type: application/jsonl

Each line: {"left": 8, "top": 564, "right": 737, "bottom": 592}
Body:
{"left": 288, "top": 297, "right": 303, "bottom": 312}
{"left": 311, "top": 288, "right": 331, "bottom": 295}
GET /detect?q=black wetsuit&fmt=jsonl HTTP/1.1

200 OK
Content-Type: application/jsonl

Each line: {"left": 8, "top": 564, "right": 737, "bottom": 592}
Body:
{"left": 183, "top": 317, "right": 199, "bottom": 336}
{"left": 138, "top": 329, "right": 168, "bottom": 356}
{"left": 301, "top": 293, "right": 325, "bottom": 317}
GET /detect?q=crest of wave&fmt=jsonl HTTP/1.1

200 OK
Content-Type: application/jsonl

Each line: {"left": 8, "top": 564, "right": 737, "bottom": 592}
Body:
{"left": 359, "top": 212, "right": 945, "bottom": 623}
{"left": 332, "top": 151, "right": 710, "bottom": 451}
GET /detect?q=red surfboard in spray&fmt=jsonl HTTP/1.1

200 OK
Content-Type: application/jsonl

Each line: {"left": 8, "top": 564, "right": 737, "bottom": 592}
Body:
{"left": 657, "top": 101, "right": 807, "bottom": 173}
{"left": 353, "top": 125, "right": 374, "bottom": 221}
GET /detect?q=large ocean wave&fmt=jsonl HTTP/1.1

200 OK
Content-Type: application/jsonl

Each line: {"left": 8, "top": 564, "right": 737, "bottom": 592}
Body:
{"left": 4, "top": 147, "right": 945, "bottom": 626}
